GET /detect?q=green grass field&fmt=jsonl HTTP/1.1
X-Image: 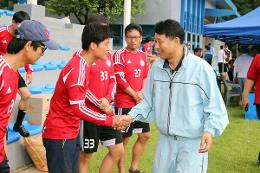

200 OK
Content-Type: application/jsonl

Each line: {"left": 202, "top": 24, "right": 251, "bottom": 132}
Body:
{"left": 90, "top": 106, "right": 260, "bottom": 173}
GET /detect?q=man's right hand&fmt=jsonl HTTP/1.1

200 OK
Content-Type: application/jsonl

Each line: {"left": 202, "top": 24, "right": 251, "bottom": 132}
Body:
{"left": 134, "top": 91, "right": 143, "bottom": 103}
{"left": 99, "top": 98, "right": 112, "bottom": 114}
{"left": 112, "top": 115, "right": 132, "bottom": 130}
{"left": 242, "top": 95, "right": 249, "bottom": 110}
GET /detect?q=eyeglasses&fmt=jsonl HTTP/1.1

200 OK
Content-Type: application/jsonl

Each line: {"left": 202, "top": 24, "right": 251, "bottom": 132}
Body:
{"left": 39, "top": 44, "right": 47, "bottom": 53}
{"left": 126, "top": 36, "right": 141, "bottom": 40}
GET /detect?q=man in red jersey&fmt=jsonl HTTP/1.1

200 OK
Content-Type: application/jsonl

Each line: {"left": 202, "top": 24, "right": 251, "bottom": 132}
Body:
{"left": 242, "top": 53, "right": 260, "bottom": 161}
{"left": 42, "top": 23, "right": 130, "bottom": 173}
{"left": 113, "top": 23, "right": 150, "bottom": 173}
{"left": 142, "top": 36, "right": 157, "bottom": 65}
{"left": 0, "top": 20, "right": 59, "bottom": 173}
{"left": 142, "top": 36, "right": 153, "bottom": 55}
{"left": 79, "top": 15, "right": 124, "bottom": 173}
{"left": 0, "top": 11, "right": 37, "bottom": 137}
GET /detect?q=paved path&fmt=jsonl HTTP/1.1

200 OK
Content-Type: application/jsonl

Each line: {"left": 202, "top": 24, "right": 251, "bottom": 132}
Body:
{"left": 12, "top": 165, "right": 43, "bottom": 173}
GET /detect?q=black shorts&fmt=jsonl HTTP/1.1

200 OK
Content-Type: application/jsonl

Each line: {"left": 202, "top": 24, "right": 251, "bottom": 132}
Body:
{"left": 256, "top": 104, "right": 260, "bottom": 119}
{"left": 115, "top": 107, "right": 150, "bottom": 138}
{"left": 18, "top": 73, "right": 27, "bottom": 89}
{"left": 80, "top": 121, "right": 123, "bottom": 153}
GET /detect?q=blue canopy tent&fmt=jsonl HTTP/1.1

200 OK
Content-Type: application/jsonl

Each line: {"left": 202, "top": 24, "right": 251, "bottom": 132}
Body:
{"left": 204, "top": 7, "right": 260, "bottom": 44}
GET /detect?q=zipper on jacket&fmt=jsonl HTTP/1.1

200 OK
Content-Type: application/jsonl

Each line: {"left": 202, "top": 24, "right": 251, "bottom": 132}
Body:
{"left": 164, "top": 69, "right": 177, "bottom": 135}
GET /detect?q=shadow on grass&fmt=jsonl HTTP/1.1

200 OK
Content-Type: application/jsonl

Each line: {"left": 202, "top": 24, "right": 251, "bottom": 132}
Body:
{"left": 227, "top": 105, "right": 245, "bottom": 120}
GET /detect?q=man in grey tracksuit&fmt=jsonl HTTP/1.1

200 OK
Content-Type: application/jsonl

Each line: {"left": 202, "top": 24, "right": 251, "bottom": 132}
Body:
{"left": 126, "top": 19, "right": 229, "bottom": 173}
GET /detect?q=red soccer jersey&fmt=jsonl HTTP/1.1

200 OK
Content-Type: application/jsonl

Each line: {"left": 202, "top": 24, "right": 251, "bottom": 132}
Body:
{"left": 142, "top": 43, "right": 152, "bottom": 54}
{"left": 113, "top": 48, "right": 148, "bottom": 108}
{"left": 0, "top": 26, "right": 32, "bottom": 74}
{"left": 247, "top": 54, "right": 260, "bottom": 104}
{"left": 0, "top": 55, "right": 18, "bottom": 163}
{"left": 85, "top": 52, "right": 115, "bottom": 114}
{"left": 42, "top": 50, "right": 113, "bottom": 140}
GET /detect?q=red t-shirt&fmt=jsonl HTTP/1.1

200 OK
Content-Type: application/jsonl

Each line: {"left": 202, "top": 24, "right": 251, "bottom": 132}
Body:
{"left": 85, "top": 52, "right": 115, "bottom": 114}
{"left": 0, "top": 26, "right": 32, "bottom": 74}
{"left": 113, "top": 48, "right": 148, "bottom": 108}
{"left": 42, "top": 50, "right": 113, "bottom": 140}
{"left": 0, "top": 55, "right": 18, "bottom": 163}
{"left": 247, "top": 54, "right": 260, "bottom": 104}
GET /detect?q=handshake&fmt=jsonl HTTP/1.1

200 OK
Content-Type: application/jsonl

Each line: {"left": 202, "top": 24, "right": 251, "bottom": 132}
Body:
{"left": 112, "top": 115, "right": 132, "bottom": 131}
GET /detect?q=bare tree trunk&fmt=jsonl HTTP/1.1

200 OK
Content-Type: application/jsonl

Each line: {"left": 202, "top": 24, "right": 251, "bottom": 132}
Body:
{"left": 73, "top": 12, "right": 84, "bottom": 25}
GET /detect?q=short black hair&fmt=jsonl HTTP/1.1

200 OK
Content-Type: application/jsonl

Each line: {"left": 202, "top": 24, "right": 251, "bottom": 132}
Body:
{"left": 194, "top": 47, "right": 202, "bottom": 53}
{"left": 125, "top": 23, "right": 142, "bottom": 36}
{"left": 12, "top": 11, "right": 30, "bottom": 23}
{"left": 205, "top": 45, "right": 210, "bottom": 50}
{"left": 81, "top": 23, "right": 111, "bottom": 51}
{"left": 7, "top": 37, "right": 42, "bottom": 54}
{"left": 155, "top": 19, "right": 185, "bottom": 44}
{"left": 86, "top": 15, "right": 108, "bottom": 25}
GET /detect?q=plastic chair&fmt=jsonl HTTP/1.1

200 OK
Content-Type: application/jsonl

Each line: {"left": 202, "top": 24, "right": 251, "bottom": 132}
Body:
{"left": 29, "top": 86, "right": 43, "bottom": 94}
{"left": 222, "top": 77, "right": 242, "bottom": 106}
{"left": 35, "top": 61, "right": 46, "bottom": 66}
{"left": 18, "top": 67, "right": 26, "bottom": 73}
{"left": 7, "top": 129, "right": 21, "bottom": 144}
{"left": 0, "top": 10, "right": 5, "bottom": 15}
{"left": 58, "top": 63, "right": 66, "bottom": 69}
{"left": 59, "top": 44, "right": 70, "bottom": 51}
{"left": 42, "top": 84, "right": 55, "bottom": 94}
{"left": 4, "top": 10, "right": 15, "bottom": 16}
{"left": 22, "top": 121, "right": 43, "bottom": 136}
{"left": 245, "top": 93, "right": 258, "bottom": 120}
{"left": 44, "top": 63, "right": 58, "bottom": 70}
{"left": 8, "top": 121, "right": 42, "bottom": 136}
{"left": 31, "top": 64, "right": 44, "bottom": 71}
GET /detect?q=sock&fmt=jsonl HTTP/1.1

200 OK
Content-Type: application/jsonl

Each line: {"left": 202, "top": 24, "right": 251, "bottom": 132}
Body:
{"left": 14, "top": 109, "right": 26, "bottom": 127}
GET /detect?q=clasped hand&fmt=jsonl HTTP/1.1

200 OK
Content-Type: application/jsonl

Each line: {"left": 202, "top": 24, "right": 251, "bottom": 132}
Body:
{"left": 112, "top": 115, "right": 132, "bottom": 130}
{"left": 99, "top": 98, "right": 113, "bottom": 114}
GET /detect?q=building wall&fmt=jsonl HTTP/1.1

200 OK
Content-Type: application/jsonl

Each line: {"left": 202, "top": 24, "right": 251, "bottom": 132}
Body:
{"left": 111, "top": 0, "right": 223, "bottom": 49}
{"left": 180, "top": 0, "right": 206, "bottom": 50}
{"left": 134, "top": 0, "right": 181, "bottom": 24}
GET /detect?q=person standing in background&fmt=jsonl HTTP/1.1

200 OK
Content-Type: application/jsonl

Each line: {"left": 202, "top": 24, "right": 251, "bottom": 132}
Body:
{"left": 204, "top": 45, "right": 213, "bottom": 65}
{"left": 217, "top": 45, "right": 228, "bottom": 79}
{"left": 61, "top": 14, "right": 71, "bottom": 24}
{"left": 194, "top": 47, "right": 203, "bottom": 58}
{"left": 113, "top": 23, "right": 150, "bottom": 173}
{"left": 0, "top": 11, "right": 33, "bottom": 137}
{"left": 142, "top": 36, "right": 157, "bottom": 65}
{"left": 208, "top": 43, "right": 215, "bottom": 58}
{"left": 242, "top": 53, "right": 260, "bottom": 162}
{"left": 233, "top": 45, "right": 253, "bottom": 91}
{"left": 185, "top": 41, "right": 191, "bottom": 50}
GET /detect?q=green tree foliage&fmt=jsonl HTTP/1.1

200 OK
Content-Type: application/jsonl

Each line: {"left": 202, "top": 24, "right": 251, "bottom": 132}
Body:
{"left": 45, "top": 0, "right": 144, "bottom": 24}
{"left": 233, "top": 0, "right": 260, "bottom": 15}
